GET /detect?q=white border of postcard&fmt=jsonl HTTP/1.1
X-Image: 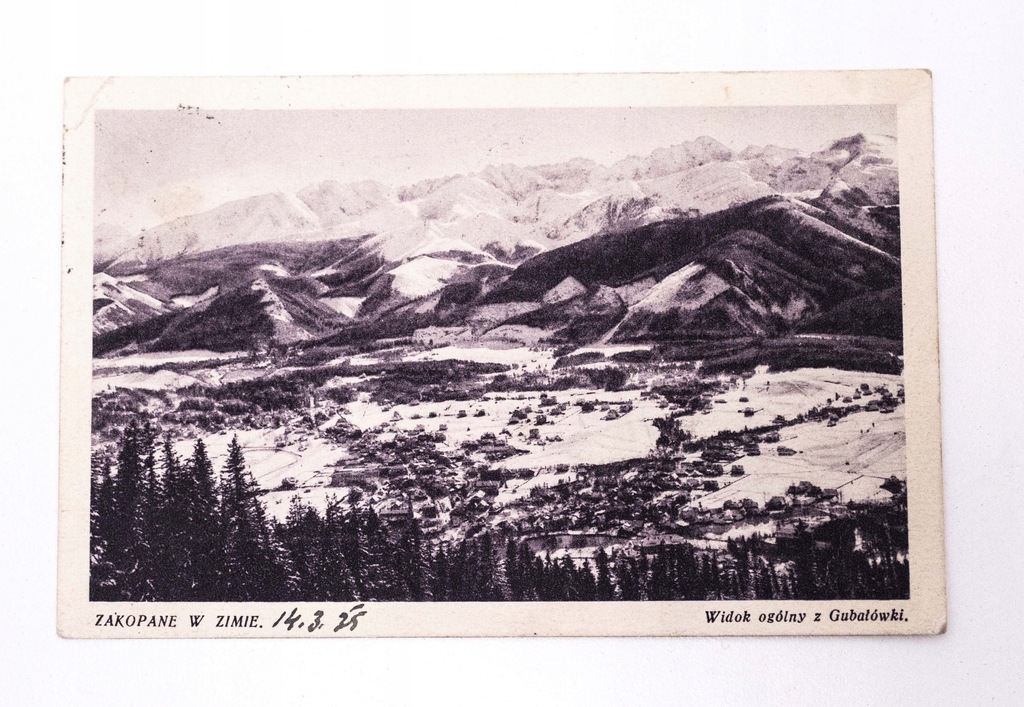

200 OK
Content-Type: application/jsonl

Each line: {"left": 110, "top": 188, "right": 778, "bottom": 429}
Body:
{"left": 59, "top": 71, "right": 945, "bottom": 637}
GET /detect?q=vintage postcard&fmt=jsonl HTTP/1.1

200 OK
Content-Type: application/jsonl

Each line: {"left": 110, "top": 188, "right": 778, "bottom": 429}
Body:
{"left": 59, "top": 72, "right": 945, "bottom": 637}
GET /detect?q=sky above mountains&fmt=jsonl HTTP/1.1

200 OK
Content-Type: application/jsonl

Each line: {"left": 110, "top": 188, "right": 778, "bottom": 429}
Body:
{"left": 95, "top": 105, "right": 895, "bottom": 235}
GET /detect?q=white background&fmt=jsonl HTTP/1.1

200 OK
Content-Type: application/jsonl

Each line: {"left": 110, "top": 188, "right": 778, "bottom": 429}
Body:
{"left": 1, "top": 1, "right": 1022, "bottom": 704}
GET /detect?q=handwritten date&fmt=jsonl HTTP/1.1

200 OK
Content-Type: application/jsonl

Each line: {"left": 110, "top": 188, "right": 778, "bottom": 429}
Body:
{"left": 271, "top": 605, "right": 367, "bottom": 633}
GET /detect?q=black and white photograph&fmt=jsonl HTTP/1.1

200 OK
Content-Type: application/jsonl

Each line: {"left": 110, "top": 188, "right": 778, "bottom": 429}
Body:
{"left": 57, "top": 72, "right": 944, "bottom": 637}
{"left": 7, "top": 1, "right": 1024, "bottom": 702}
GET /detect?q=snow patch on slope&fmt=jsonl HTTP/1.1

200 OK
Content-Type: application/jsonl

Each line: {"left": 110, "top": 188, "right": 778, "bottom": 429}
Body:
{"left": 388, "top": 257, "right": 465, "bottom": 299}
{"left": 543, "top": 276, "right": 587, "bottom": 305}
{"left": 94, "top": 273, "right": 166, "bottom": 311}
{"left": 320, "top": 296, "right": 365, "bottom": 318}
{"left": 258, "top": 263, "right": 289, "bottom": 277}
{"left": 630, "top": 263, "right": 730, "bottom": 313}
{"left": 640, "top": 162, "right": 775, "bottom": 214}
{"left": 93, "top": 272, "right": 171, "bottom": 334}
{"left": 171, "top": 285, "right": 219, "bottom": 308}
{"left": 250, "top": 278, "right": 312, "bottom": 343}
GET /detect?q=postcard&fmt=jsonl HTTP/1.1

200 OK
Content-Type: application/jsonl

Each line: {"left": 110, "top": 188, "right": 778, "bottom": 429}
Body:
{"left": 59, "top": 71, "right": 944, "bottom": 636}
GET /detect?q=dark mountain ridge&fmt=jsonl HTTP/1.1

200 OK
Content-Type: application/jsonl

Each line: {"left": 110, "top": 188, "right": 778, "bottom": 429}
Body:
{"left": 432, "top": 196, "right": 903, "bottom": 343}
{"left": 94, "top": 195, "right": 903, "bottom": 357}
{"left": 484, "top": 196, "right": 896, "bottom": 304}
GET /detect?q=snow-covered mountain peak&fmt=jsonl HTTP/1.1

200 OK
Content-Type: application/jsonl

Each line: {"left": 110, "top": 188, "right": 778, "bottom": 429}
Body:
{"left": 415, "top": 175, "right": 513, "bottom": 222}
{"left": 475, "top": 163, "right": 552, "bottom": 201}
{"left": 105, "top": 191, "right": 323, "bottom": 270}
{"left": 613, "top": 136, "right": 735, "bottom": 180}
{"left": 296, "top": 179, "right": 395, "bottom": 227}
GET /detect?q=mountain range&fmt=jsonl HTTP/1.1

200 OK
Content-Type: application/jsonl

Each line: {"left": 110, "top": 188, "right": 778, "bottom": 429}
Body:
{"left": 93, "top": 132, "right": 902, "bottom": 357}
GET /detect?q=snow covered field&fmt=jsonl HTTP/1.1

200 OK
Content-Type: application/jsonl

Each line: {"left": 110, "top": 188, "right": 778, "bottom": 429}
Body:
{"left": 573, "top": 344, "right": 652, "bottom": 357}
{"left": 92, "top": 358, "right": 267, "bottom": 393}
{"left": 403, "top": 345, "right": 555, "bottom": 369}
{"left": 678, "top": 367, "right": 901, "bottom": 439}
{"left": 343, "top": 386, "right": 663, "bottom": 470}
{"left": 171, "top": 428, "right": 353, "bottom": 522}
{"left": 93, "top": 349, "right": 245, "bottom": 370}
{"left": 494, "top": 467, "right": 582, "bottom": 505}
{"left": 341, "top": 343, "right": 556, "bottom": 370}
{"left": 93, "top": 368, "right": 204, "bottom": 393}
{"left": 695, "top": 406, "right": 906, "bottom": 509}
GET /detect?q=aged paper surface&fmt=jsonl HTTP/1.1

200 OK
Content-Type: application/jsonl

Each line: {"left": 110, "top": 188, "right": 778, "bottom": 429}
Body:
{"left": 59, "top": 71, "right": 944, "bottom": 637}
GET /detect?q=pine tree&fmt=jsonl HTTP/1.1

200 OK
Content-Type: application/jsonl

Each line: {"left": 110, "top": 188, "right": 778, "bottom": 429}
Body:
{"left": 341, "top": 501, "right": 369, "bottom": 597}
{"left": 768, "top": 562, "right": 781, "bottom": 600}
{"left": 106, "top": 420, "right": 149, "bottom": 599}
{"left": 700, "top": 553, "right": 715, "bottom": 600}
{"left": 89, "top": 451, "right": 117, "bottom": 600}
{"left": 648, "top": 544, "right": 671, "bottom": 600}
{"left": 397, "top": 517, "right": 431, "bottom": 600}
{"left": 537, "top": 552, "right": 557, "bottom": 600}
{"left": 471, "top": 532, "right": 501, "bottom": 600}
{"left": 186, "top": 438, "right": 224, "bottom": 600}
{"left": 518, "top": 543, "right": 539, "bottom": 600}
{"left": 156, "top": 436, "right": 189, "bottom": 600}
{"left": 577, "top": 559, "right": 597, "bottom": 601}
{"left": 559, "top": 555, "right": 579, "bottom": 601}
{"left": 614, "top": 552, "right": 641, "bottom": 601}
{"left": 636, "top": 550, "right": 651, "bottom": 600}
{"left": 792, "top": 526, "right": 820, "bottom": 600}
{"left": 504, "top": 539, "right": 523, "bottom": 600}
{"left": 431, "top": 544, "right": 451, "bottom": 601}
{"left": 357, "top": 508, "right": 402, "bottom": 600}
{"left": 450, "top": 540, "right": 470, "bottom": 600}
{"left": 317, "top": 496, "right": 358, "bottom": 600}
{"left": 708, "top": 551, "right": 723, "bottom": 600}
{"left": 135, "top": 421, "right": 162, "bottom": 599}
{"left": 280, "top": 496, "right": 321, "bottom": 598}
{"left": 219, "top": 436, "right": 287, "bottom": 600}
{"left": 595, "top": 548, "right": 615, "bottom": 600}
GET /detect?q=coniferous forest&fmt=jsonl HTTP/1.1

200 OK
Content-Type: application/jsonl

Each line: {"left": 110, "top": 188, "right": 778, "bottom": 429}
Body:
{"left": 91, "top": 419, "right": 910, "bottom": 603}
